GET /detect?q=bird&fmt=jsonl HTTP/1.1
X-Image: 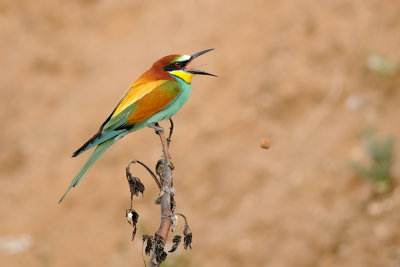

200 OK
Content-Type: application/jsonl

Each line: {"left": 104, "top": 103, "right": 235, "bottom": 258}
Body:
{"left": 59, "top": 49, "right": 216, "bottom": 203}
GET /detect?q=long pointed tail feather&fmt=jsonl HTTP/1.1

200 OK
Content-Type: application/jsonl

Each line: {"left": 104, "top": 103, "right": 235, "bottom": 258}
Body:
{"left": 59, "top": 139, "right": 115, "bottom": 203}
{"left": 72, "top": 131, "right": 102, "bottom": 157}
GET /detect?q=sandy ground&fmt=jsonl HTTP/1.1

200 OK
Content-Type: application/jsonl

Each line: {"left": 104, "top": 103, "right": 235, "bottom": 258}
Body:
{"left": 1, "top": 0, "right": 400, "bottom": 266}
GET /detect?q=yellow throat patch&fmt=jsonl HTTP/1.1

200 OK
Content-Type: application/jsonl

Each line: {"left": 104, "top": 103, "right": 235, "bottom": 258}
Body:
{"left": 170, "top": 70, "right": 194, "bottom": 84}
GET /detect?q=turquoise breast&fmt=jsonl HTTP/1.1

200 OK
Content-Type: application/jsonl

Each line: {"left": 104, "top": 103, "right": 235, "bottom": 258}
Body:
{"left": 145, "top": 76, "right": 191, "bottom": 124}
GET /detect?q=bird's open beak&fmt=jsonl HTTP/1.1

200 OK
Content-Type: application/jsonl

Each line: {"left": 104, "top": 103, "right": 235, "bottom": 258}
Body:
{"left": 186, "top": 49, "right": 217, "bottom": 77}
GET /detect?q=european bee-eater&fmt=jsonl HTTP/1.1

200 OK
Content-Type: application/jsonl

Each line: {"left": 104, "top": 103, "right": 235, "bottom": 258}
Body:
{"left": 59, "top": 49, "right": 215, "bottom": 203}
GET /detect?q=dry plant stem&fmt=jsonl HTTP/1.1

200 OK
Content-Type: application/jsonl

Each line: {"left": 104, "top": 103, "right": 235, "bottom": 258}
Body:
{"left": 150, "top": 126, "right": 173, "bottom": 267}
{"left": 167, "top": 118, "right": 174, "bottom": 146}
{"left": 129, "top": 160, "right": 162, "bottom": 190}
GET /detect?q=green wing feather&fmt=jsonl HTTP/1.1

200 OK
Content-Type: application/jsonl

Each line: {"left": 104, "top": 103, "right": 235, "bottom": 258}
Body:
{"left": 72, "top": 81, "right": 174, "bottom": 157}
{"left": 72, "top": 105, "right": 136, "bottom": 157}
{"left": 60, "top": 80, "right": 183, "bottom": 203}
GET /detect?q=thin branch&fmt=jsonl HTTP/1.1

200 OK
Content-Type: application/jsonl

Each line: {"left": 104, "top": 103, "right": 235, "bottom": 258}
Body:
{"left": 127, "top": 160, "right": 162, "bottom": 190}
{"left": 175, "top": 213, "right": 188, "bottom": 226}
{"left": 167, "top": 119, "right": 174, "bottom": 146}
{"left": 149, "top": 124, "right": 174, "bottom": 267}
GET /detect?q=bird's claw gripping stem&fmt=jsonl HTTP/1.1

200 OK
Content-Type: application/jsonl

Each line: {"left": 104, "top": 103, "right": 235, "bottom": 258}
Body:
{"left": 149, "top": 123, "right": 164, "bottom": 134}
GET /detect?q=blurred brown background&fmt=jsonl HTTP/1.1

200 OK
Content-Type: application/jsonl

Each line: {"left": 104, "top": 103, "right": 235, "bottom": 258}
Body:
{"left": 1, "top": 0, "right": 400, "bottom": 266}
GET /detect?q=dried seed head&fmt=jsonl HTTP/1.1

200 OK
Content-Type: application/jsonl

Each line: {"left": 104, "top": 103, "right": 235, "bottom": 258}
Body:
{"left": 126, "top": 209, "right": 139, "bottom": 225}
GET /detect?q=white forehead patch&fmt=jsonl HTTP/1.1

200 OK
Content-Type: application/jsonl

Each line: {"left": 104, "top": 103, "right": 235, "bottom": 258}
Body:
{"left": 176, "top": 55, "right": 191, "bottom": 62}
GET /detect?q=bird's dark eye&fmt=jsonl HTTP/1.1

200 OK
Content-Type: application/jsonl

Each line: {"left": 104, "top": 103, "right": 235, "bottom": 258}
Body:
{"left": 174, "top": 62, "right": 180, "bottom": 67}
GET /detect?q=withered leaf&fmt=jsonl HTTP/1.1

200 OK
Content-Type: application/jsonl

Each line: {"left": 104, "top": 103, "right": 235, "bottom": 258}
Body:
{"left": 143, "top": 235, "right": 154, "bottom": 256}
{"left": 168, "top": 235, "right": 182, "bottom": 253}
{"left": 183, "top": 224, "right": 189, "bottom": 236}
{"left": 126, "top": 166, "right": 145, "bottom": 197}
{"left": 132, "top": 225, "right": 137, "bottom": 241}
{"left": 184, "top": 233, "right": 192, "bottom": 250}
{"left": 155, "top": 246, "right": 167, "bottom": 263}
{"left": 170, "top": 196, "right": 176, "bottom": 213}
{"left": 125, "top": 210, "right": 139, "bottom": 241}
{"left": 154, "top": 196, "right": 162, "bottom": 205}
{"left": 156, "top": 160, "right": 163, "bottom": 179}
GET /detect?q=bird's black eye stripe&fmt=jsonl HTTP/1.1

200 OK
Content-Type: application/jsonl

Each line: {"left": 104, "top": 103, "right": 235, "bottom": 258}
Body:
{"left": 164, "top": 61, "right": 187, "bottom": 72}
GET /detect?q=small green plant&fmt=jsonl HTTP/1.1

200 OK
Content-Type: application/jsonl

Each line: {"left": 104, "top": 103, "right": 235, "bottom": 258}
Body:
{"left": 351, "top": 130, "right": 395, "bottom": 194}
{"left": 366, "top": 54, "right": 400, "bottom": 76}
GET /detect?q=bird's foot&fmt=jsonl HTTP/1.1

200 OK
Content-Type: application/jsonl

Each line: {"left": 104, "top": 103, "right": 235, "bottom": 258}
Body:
{"left": 148, "top": 123, "right": 164, "bottom": 134}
